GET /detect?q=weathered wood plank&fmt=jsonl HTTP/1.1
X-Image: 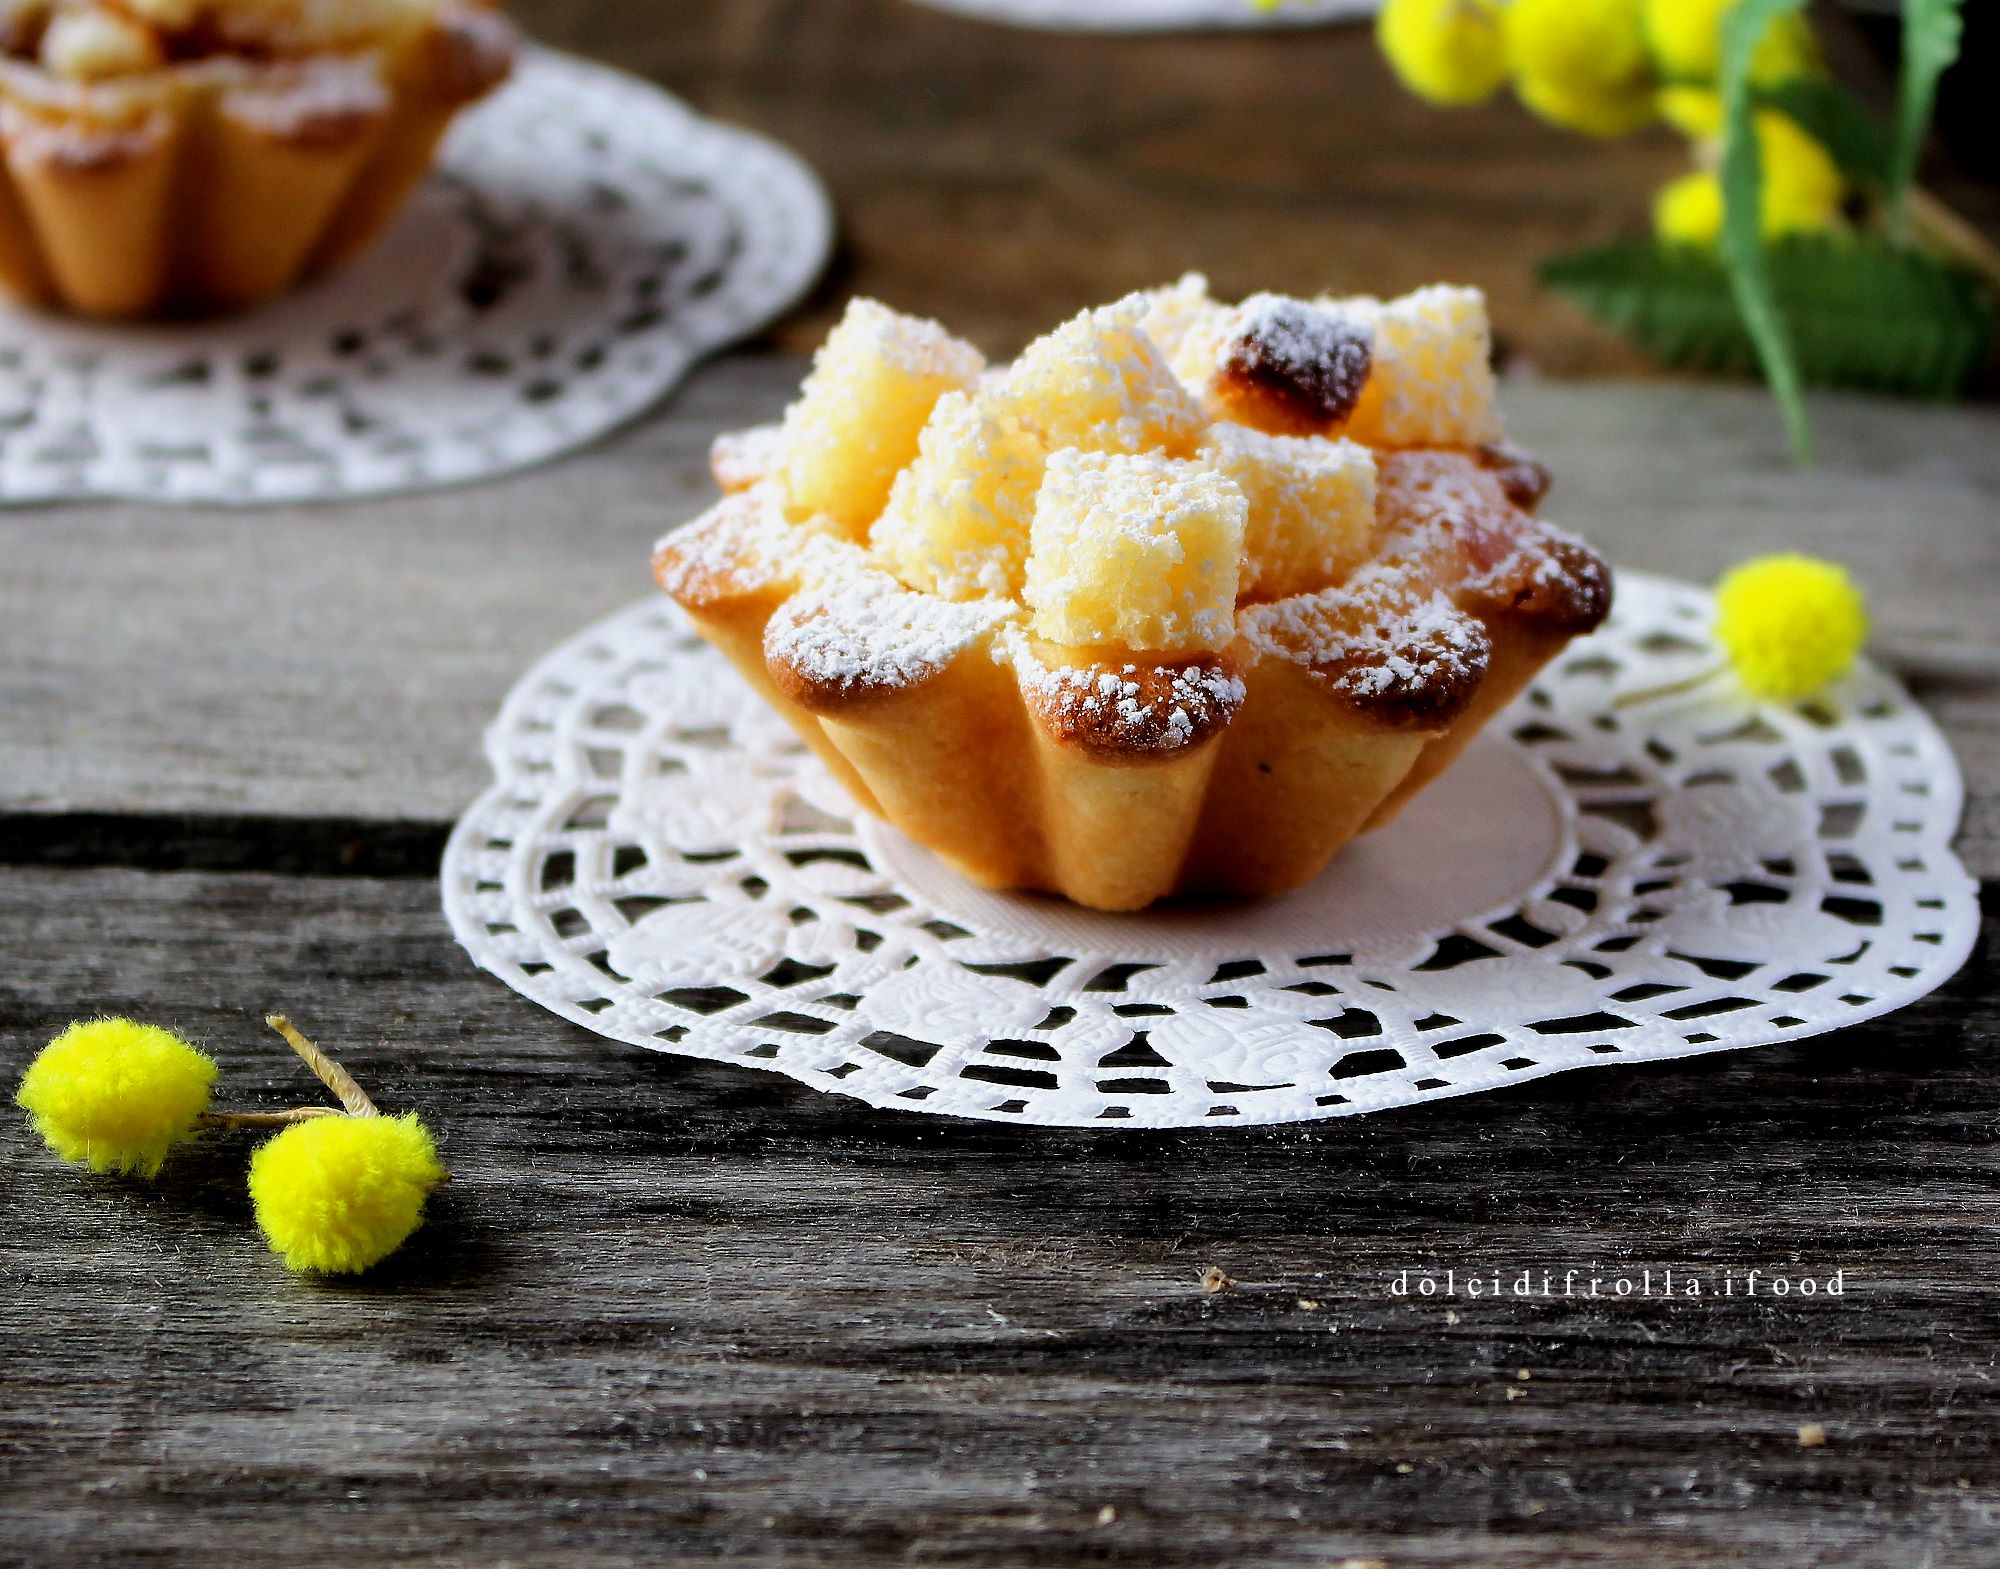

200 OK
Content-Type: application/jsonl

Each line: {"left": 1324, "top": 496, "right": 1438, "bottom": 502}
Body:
{"left": 0, "top": 353, "right": 790, "bottom": 822}
{"left": 502, "top": 1, "right": 1995, "bottom": 379}
{"left": 3, "top": 10, "right": 1993, "bottom": 1565}
{"left": 508, "top": 0, "right": 1683, "bottom": 375}
{"left": 0, "top": 867, "right": 1996, "bottom": 1566}
{"left": 4, "top": 356, "right": 1997, "bottom": 872}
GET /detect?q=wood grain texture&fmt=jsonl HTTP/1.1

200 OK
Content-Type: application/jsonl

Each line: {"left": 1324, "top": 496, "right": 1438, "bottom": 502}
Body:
{"left": 2, "top": 11, "right": 1997, "bottom": 1561}
{"left": 5, "top": 355, "right": 1997, "bottom": 873}
{"left": 1, "top": 867, "right": 1996, "bottom": 1568}
{"left": 505, "top": 0, "right": 1689, "bottom": 372}
{"left": 501, "top": 0, "right": 2000, "bottom": 386}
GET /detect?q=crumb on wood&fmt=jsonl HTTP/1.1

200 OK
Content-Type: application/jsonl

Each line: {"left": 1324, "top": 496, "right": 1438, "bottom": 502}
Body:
{"left": 1334, "top": 1557, "right": 1390, "bottom": 1568}
{"left": 1096, "top": 1504, "right": 1116, "bottom": 1525}
{"left": 1797, "top": 1422, "right": 1829, "bottom": 1448}
{"left": 1516, "top": 1368, "right": 1532, "bottom": 1381}
{"left": 1201, "top": 1265, "right": 1235, "bottom": 1294}
{"left": 1297, "top": 1297, "right": 1321, "bottom": 1311}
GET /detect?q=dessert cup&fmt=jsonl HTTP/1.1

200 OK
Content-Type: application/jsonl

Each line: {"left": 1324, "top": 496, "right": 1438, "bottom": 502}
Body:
{"left": 657, "top": 283, "right": 1614, "bottom": 911}
{"left": 0, "top": 0, "right": 514, "bottom": 317}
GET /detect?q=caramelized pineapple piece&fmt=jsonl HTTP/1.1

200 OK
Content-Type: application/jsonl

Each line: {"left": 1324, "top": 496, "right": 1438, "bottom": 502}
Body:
{"left": 999, "top": 303, "right": 1204, "bottom": 459}
{"left": 1200, "top": 422, "right": 1377, "bottom": 602}
{"left": 1206, "top": 294, "right": 1375, "bottom": 437}
{"left": 39, "top": 5, "right": 165, "bottom": 79}
{"left": 779, "top": 299, "right": 985, "bottom": 538}
{"left": 1337, "top": 285, "right": 1500, "bottom": 449}
{"left": 870, "top": 389, "right": 1047, "bottom": 600}
{"left": 1023, "top": 450, "right": 1246, "bottom": 653}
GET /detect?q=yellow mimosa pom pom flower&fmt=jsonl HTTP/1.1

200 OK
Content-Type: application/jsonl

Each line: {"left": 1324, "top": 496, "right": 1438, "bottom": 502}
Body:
{"left": 16, "top": 1018, "right": 216, "bottom": 1178}
{"left": 1715, "top": 554, "right": 1868, "bottom": 701}
{"left": 1507, "top": 0, "right": 1658, "bottom": 138}
{"left": 1653, "top": 93, "right": 1842, "bottom": 243}
{"left": 1657, "top": 83, "right": 1724, "bottom": 138}
{"left": 1378, "top": 0, "right": 1511, "bottom": 108}
{"left": 1516, "top": 72, "right": 1660, "bottom": 138}
{"left": 249, "top": 1112, "right": 444, "bottom": 1274}
{"left": 1655, "top": 169, "right": 1725, "bottom": 245}
{"left": 1642, "top": 0, "right": 1820, "bottom": 86}
{"left": 1755, "top": 110, "right": 1842, "bottom": 235}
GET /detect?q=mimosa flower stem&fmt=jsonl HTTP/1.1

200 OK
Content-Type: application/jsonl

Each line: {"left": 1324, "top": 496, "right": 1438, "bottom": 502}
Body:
{"left": 199, "top": 1108, "right": 345, "bottom": 1130}
{"left": 265, "top": 1015, "right": 378, "bottom": 1117}
{"left": 1613, "top": 660, "right": 1728, "bottom": 709}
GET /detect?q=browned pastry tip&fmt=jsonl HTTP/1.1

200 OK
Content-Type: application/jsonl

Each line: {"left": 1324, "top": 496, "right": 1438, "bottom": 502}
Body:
{"left": 1022, "top": 651, "right": 1246, "bottom": 762}
{"left": 653, "top": 492, "right": 779, "bottom": 615}
{"left": 415, "top": 1, "right": 517, "bottom": 104}
{"left": 1307, "top": 600, "right": 1493, "bottom": 732}
{"left": 1475, "top": 439, "right": 1553, "bottom": 510}
{"left": 1468, "top": 526, "right": 1615, "bottom": 637}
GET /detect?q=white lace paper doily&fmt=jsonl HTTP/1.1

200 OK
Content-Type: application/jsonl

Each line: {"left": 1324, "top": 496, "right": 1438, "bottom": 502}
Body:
{"left": 0, "top": 48, "right": 831, "bottom": 505}
{"left": 905, "top": 0, "right": 1373, "bottom": 30}
{"left": 443, "top": 572, "right": 1978, "bottom": 1129}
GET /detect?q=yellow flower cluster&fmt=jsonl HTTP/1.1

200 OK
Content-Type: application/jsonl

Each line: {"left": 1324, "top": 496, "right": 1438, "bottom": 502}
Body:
{"left": 1367, "top": 0, "right": 1843, "bottom": 248}
{"left": 15, "top": 1015, "right": 445, "bottom": 1276}
{"left": 1507, "top": 0, "right": 1657, "bottom": 138}
{"left": 1375, "top": 0, "right": 1819, "bottom": 123}
{"left": 1377, "top": 0, "right": 1510, "bottom": 108}
{"left": 1714, "top": 553, "right": 1869, "bottom": 700}
{"left": 1643, "top": 0, "right": 1818, "bottom": 86}
{"left": 1653, "top": 88, "right": 1842, "bottom": 246}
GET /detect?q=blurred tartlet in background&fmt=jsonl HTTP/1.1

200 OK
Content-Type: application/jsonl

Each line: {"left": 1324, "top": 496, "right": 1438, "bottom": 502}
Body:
{"left": 0, "top": 0, "right": 515, "bottom": 318}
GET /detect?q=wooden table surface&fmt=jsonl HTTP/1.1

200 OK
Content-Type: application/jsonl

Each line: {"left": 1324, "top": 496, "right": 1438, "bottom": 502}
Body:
{"left": 4, "top": 5, "right": 1999, "bottom": 1567}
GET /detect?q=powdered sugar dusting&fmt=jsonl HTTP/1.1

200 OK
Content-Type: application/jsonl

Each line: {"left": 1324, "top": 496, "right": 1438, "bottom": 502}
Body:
{"left": 653, "top": 484, "right": 865, "bottom": 606}
{"left": 1198, "top": 419, "right": 1376, "bottom": 601}
{"left": 225, "top": 56, "right": 391, "bottom": 140}
{"left": 1001, "top": 300, "right": 1204, "bottom": 459}
{"left": 1372, "top": 451, "right": 1609, "bottom": 630}
{"left": 661, "top": 283, "right": 1608, "bottom": 757}
{"left": 1023, "top": 448, "right": 1245, "bottom": 653}
{"left": 766, "top": 568, "right": 1014, "bottom": 699}
{"left": 1238, "top": 294, "right": 1354, "bottom": 363}
{"left": 1373, "top": 449, "right": 1521, "bottom": 579}
{"left": 0, "top": 99, "right": 167, "bottom": 166}
{"left": 710, "top": 424, "right": 785, "bottom": 493}
{"left": 1465, "top": 519, "right": 1616, "bottom": 632}
{"left": 1330, "top": 285, "right": 1499, "bottom": 448}
{"left": 1131, "top": 272, "right": 1222, "bottom": 364}
{"left": 1322, "top": 594, "right": 1488, "bottom": 705}
{"left": 844, "top": 298, "right": 987, "bottom": 384}
{"left": 1244, "top": 569, "right": 1491, "bottom": 724}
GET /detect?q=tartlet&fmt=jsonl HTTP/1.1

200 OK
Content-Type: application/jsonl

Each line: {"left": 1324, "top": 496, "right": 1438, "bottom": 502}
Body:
{"left": 0, "top": 0, "right": 515, "bottom": 317}
{"left": 656, "top": 279, "right": 1613, "bottom": 912}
